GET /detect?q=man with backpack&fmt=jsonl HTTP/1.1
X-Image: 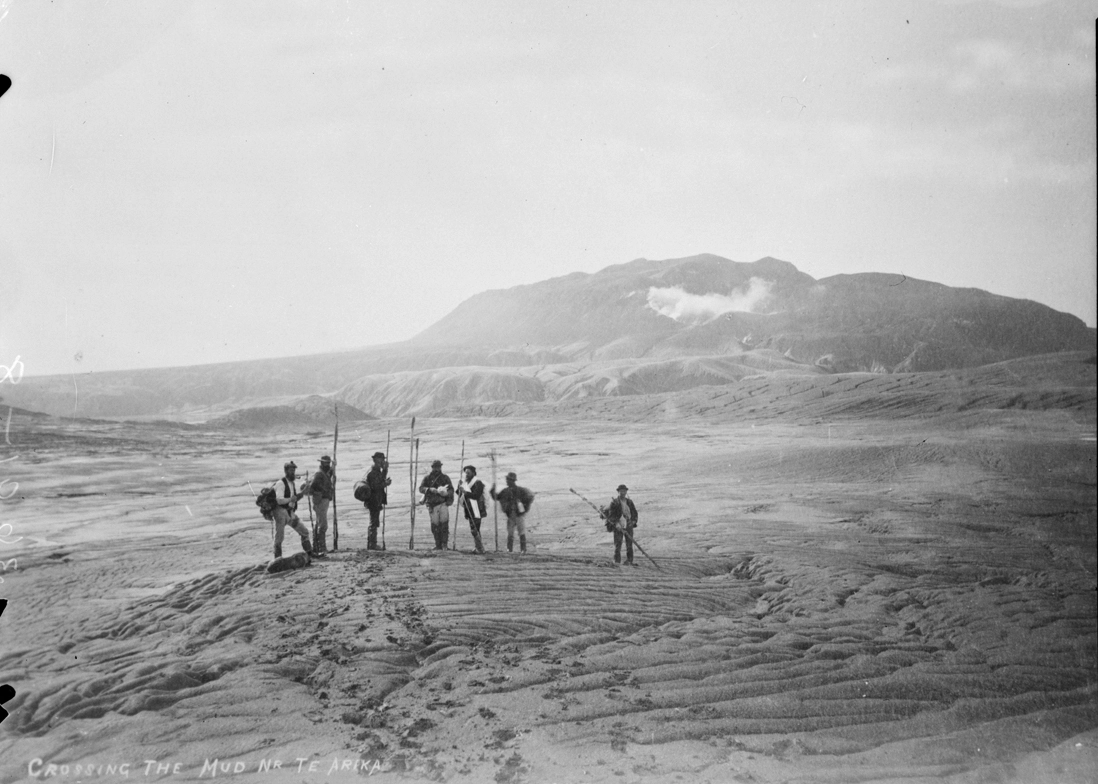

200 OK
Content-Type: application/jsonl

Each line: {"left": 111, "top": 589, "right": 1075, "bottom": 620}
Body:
{"left": 272, "top": 461, "right": 314, "bottom": 560}
{"left": 356, "top": 451, "right": 391, "bottom": 550}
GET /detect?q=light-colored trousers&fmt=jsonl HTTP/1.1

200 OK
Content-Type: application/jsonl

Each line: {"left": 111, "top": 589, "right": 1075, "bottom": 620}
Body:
{"left": 272, "top": 505, "right": 311, "bottom": 553}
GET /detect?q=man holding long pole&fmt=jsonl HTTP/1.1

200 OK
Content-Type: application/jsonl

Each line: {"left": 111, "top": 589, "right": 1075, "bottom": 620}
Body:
{"left": 305, "top": 456, "right": 335, "bottom": 557}
{"left": 604, "top": 484, "right": 638, "bottom": 566}
{"left": 362, "top": 451, "right": 390, "bottom": 550}
{"left": 457, "top": 463, "right": 488, "bottom": 555}
{"left": 570, "top": 486, "right": 659, "bottom": 569}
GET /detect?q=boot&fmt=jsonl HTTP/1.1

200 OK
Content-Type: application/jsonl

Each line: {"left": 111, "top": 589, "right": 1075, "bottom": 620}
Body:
{"left": 519, "top": 535, "right": 527, "bottom": 554}
{"left": 314, "top": 532, "right": 327, "bottom": 555}
{"left": 300, "top": 535, "right": 315, "bottom": 556}
{"left": 274, "top": 544, "right": 282, "bottom": 559}
{"left": 507, "top": 535, "right": 514, "bottom": 552}
{"left": 473, "top": 533, "right": 485, "bottom": 554}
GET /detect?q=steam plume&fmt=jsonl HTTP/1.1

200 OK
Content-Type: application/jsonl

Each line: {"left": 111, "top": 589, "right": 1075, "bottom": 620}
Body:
{"left": 646, "top": 277, "right": 774, "bottom": 323}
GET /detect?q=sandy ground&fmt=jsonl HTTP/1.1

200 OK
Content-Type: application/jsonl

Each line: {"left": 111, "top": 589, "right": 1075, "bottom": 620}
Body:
{"left": 0, "top": 386, "right": 1095, "bottom": 782}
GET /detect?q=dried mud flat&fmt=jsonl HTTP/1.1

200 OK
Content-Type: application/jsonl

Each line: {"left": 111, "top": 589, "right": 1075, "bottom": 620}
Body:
{"left": 1, "top": 372, "right": 1096, "bottom": 783}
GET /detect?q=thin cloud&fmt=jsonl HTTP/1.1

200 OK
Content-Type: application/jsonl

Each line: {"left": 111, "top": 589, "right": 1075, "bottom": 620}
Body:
{"left": 647, "top": 278, "right": 774, "bottom": 323}
{"left": 949, "top": 37, "right": 1089, "bottom": 93}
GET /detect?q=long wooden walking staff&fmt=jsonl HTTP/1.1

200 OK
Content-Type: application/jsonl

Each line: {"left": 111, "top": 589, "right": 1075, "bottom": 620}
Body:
{"left": 381, "top": 429, "right": 390, "bottom": 550}
{"left": 569, "top": 488, "right": 661, "bottom": 570}
{"left": 408, "top": 417, "right": 416, "bottom": 550}
{"left": 332, "top": 403, "right": 340, "bottom": 551}
{"left": 305, "top": 470, "right": 316, "bottom": 546}
{"left": 454, "top": 439, "right": 465, "bottom": 550}
{"left": 490, "top": 449, "right": 499, "bottom": 552}
{"left": 412, "top": 437, "right": 420, "bottom": 549}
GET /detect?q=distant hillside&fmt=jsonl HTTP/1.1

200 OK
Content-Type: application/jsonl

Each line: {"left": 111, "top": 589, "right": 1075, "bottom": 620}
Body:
{"left": 0, "top": 345, "right": 563, "bottom": 419}
{"left": 438, "top": 351, "right": 1098, "bottom": 424}
{"left": 334, "top": 351, "right": 816, "bottom": 416}
{"left": 2, "top": 254, "right": 1093, "bottom": 418}
{"left": 206, "top": 395, "right": 374, "bottom": 431}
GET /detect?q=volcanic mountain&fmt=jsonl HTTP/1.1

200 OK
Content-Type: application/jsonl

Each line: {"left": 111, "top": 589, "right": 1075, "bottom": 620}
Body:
{"left": 3, "top": 255, "right": 1093, "bottom": 419}
{"left": 413, "top": 254, "right": 1093, "bottom": 371}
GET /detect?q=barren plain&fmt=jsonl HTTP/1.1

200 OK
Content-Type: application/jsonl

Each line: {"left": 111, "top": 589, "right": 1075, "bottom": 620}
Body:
{"left": 1, "top": 355, "right": 1095, "bottom": 783}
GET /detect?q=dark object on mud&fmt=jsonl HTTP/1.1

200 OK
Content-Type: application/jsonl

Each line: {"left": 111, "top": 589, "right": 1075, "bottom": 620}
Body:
{"left": 494, "top": 752, "right": 528, "bottom": 784}
{"left": 266, "top": 551, "right": 310, "bottom": 574}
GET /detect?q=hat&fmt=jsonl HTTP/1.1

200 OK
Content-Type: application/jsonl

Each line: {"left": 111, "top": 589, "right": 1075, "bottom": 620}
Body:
{"left": 284, "top": 461, "right": 297, "bottom": 470}
{"left": 617, "top": 484, "right": 628, "bottom": 492}
{"left": 431, "top": 460, "right": 443, "bottom": 468}
{"left": 506, "top": 471, "right": 517, "bottom": 480}
{"left": 464, "top": 465, "right": 476, "bottom": 475}
{"left": 372, "top": 452, "right": 386, "bottom": 460}
{"left": 319, "top": 455, "right": 331, "bottom": 464}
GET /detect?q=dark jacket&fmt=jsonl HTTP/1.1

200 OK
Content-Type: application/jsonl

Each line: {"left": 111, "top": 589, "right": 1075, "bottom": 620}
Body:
{"left": 419, "top": 471, "right": 454, "bottom": 507}
{"left": 308, "top": 468, "right": 335, "bottom": 500}
{"left": 459, "top": 478, "right": 487, "bottom": 520}
{"left": 604, "top": 497, "right": 637, "bottom": 529}
{"left": 491, "top": 484, "right": 534, "bottom": 517}
{"left": 364, "top": 465, "right": 388, "bottom": 512}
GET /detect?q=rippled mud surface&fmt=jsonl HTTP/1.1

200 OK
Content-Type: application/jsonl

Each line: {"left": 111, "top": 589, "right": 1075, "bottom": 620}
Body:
{"left": 1, "top": 403, "right": 1095, "bottom": 782}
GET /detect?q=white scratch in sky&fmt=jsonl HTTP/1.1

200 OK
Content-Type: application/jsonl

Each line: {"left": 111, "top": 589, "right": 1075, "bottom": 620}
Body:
{"left": 185, "top": 505, "right": 193, "bottom": 517}
{"left": 49, "top": 129, "right": 56, "bottom": 175}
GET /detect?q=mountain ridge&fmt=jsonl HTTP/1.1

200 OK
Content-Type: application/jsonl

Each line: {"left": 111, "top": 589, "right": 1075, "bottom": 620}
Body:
{"left": 2, "top": 254, "right": 1092, "bottom": 419}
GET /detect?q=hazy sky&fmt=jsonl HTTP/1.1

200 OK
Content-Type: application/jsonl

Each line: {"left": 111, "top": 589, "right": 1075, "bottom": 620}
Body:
{"left": 1, "top": 0, "right": 1094, "bottom": 377}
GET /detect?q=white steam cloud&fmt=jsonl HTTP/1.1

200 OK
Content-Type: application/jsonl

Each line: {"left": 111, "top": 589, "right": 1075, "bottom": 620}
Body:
{"left": 646, "top": 277, "right": 774, "bottom": 323}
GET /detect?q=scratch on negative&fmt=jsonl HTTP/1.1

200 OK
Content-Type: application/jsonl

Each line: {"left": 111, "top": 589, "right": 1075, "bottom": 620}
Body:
{"left": 50, "top": 129, "right": 56, "bottom": 175}
{"left": 185, "top": 505, "right": 193, "bottom": 516}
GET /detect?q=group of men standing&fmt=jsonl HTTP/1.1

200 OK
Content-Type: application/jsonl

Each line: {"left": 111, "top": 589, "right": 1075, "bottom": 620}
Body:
{"left": 416, "top": 461, "right": 534, "bottom": 554}
{"left": 265, "top": 451, "right": 637, "bottom": 565}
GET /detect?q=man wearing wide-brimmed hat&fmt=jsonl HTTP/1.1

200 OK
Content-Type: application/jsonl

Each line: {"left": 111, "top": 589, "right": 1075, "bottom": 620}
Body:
{"left": 490, "top": 471, "right": 535, "bottom": 554}
{"left": 603, "top": 484, "right": 638, "bottom": 566}
{"left": 304, "top": 455, "right": 335, "bottom": 556}
{"left": 361, "top": 450, "right": 391, "bottom": 550}
{"left": 272, "top": 461, "right": 314, "bottom": 560}
{"left": 419, "top": 459, "right": 454, "bottom": 550}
